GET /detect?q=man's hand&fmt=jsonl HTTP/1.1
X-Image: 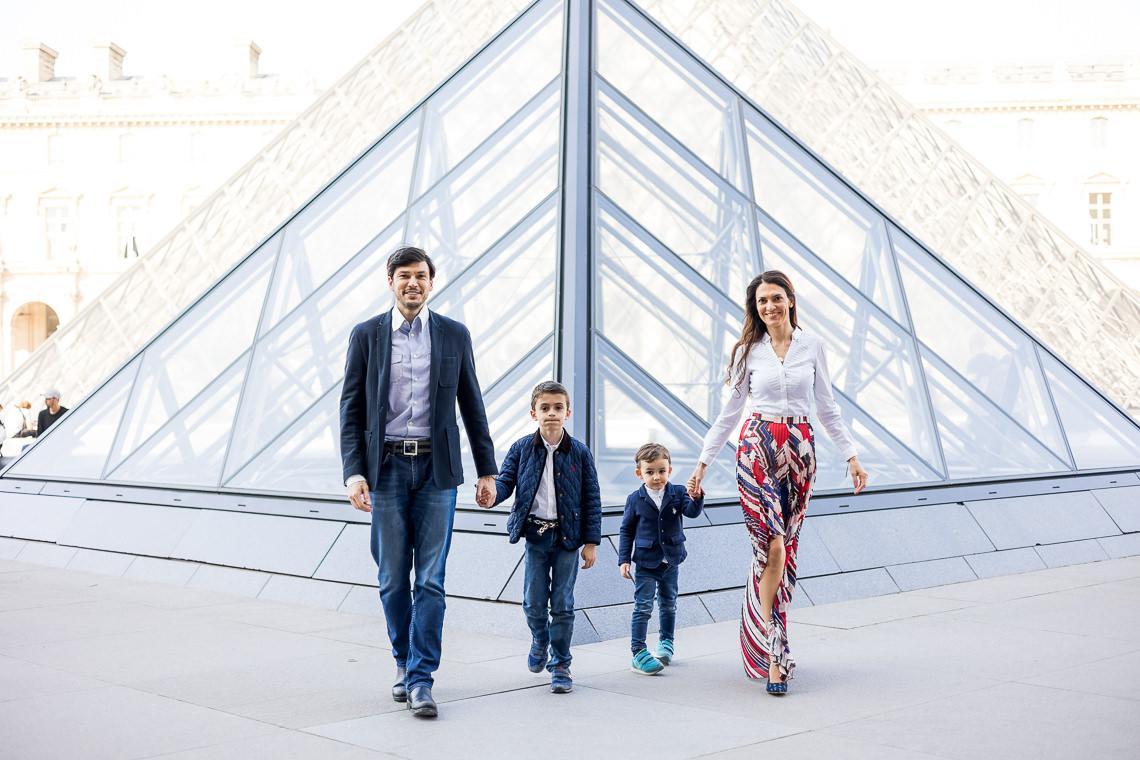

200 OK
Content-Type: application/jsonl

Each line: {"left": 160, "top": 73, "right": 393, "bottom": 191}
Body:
{"left": 619, "top": 562, "right": 632, "bottom": 580}
{"left": 475, "top": 475, "right": 496, "bottom": 508}
{"left": 580, "top": 543, "right": 597, "bottom": 569}
{"left": 348, "top": 481, "right": 372, "bottom": 513}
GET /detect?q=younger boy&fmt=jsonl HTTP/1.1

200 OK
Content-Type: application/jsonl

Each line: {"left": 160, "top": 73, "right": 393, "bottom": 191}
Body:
{"left": 482, "top": 381, "right": 601, "bottom": 693}
{"left": 618, "top": 443, "right": 704, "bottom": 675}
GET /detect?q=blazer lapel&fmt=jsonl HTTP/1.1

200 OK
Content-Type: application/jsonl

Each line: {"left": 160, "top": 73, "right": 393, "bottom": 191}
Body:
{"left": 638, "top": 486, "right": 657, "bottom": 516}
{"left": 376, "top": 311, "right": 393, "bottom": 406}
{"left": 428, "top": 311, "right": 442, "bottom": 428}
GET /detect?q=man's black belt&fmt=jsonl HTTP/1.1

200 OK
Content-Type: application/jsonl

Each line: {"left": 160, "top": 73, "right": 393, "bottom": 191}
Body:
{"left": 384, "top": 438, "right": 432, "bottom": 456}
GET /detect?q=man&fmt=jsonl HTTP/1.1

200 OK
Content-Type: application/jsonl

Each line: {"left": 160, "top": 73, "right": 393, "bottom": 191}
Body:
{"left": 339, "top": 246, "right": 497, "bottom": 719}
{"left": 36, "top": 390, "right": 68, "bottom": 437}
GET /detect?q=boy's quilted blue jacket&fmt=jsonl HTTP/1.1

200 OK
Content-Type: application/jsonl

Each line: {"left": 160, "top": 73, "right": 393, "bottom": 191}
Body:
{"left": 492, "top": 430, "right": 602, "bottom": 550}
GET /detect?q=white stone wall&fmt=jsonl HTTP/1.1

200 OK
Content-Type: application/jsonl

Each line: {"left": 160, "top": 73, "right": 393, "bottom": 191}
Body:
{"left": 0, "top": 49, "right": 319, "bottom": 381}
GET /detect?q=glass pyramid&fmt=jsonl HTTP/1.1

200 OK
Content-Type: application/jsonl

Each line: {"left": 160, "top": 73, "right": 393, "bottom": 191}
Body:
{"left": 7, "top": 0, "right": 1140, "bottom": 510}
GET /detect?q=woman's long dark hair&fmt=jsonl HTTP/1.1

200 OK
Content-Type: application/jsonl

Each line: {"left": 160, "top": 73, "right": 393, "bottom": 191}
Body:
{"left": 725, "top": 271, "right": 798, "bottom": 386}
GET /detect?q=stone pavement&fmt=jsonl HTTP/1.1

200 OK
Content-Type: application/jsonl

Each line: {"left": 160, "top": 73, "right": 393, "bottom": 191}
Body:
{"left": 2, "top": 554, "right": 1139, "bottom": 759}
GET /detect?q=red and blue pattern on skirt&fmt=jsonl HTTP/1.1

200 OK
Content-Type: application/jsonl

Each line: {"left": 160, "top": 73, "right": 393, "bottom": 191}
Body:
{"left": 735, "top": 412, "right": 816, "bottom": 681}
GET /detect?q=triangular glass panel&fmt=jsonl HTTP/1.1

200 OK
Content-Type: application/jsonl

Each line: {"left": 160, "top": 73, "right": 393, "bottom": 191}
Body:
{"left": 745, "top": 114, "right": 909, "bottom": 324}
{"left": 1039, "top": 350, "right": 1140, "bottom": 470}
{"left": 428, "top": 195, "right": 558, "bottom": 390}
{"left": 224, "top": 383, "right": 343, "bottom": 496}
{"left": 458, "top": 336, "right": 556, "bottom": 509}
{"left": 596, "top": 0, "right": 749, "bottom": 191}
{"left": 405, "top": 82, "right": 561, "bottom": 285}
{"left": 105, "top": 237, "right": 277, "bottom": 473}
{"left": 412, "top": 0, "right": 564, "bottom": 198}
{"left": 758, "top": 212, "right": 943, "bottom": 474}
{"left": 922, "top": 347, "right": 1070, "bottom": 479}
{"left": 892, "top": 227, "right": 1071, "bottom": 467}
{"left": 108, "top": 354, "right": 246, "bottom": 487}
{"left": 5, "top": 357, "right": 139, "bottom": 480}
{"left": 258, "top": 116, "right": 419, "bottom": 336}
{"left": 222, "top": 221, "right": 403, "bottom": 480}
{"left": 593, "top": 338, "right": 737, "bottom": 505}
{"left": 813, "top": 392, "right": 942, "bottom": 491}
{"left": 596, "top": 198, "right": 741, "bottom": 423}
{"left": 596, "top": 82, "right": 758, "bottom": 302}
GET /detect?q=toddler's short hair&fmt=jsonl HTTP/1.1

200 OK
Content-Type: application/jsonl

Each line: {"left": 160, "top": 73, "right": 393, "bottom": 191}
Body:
{"left": 634, "top": 442, "right": 671, "bottom": 466}
{"left": 530, "top": 380, "right": 570, "bottom": 410}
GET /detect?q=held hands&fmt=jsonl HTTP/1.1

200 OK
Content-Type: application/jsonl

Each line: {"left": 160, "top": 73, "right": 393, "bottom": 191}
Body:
{"left": 580, "top": 543, "right": 597, "bottom": 570}
{"left": 475, "top": 476, "right": 497, "bottom": 508}
{"left": 686, "top": 462, "right": 707, "bottom": 499}
{"left": 347, "top": 481, "right": 372, "bottom": 513}
{"left": 619, "top": 562, "right": 632, "bottom": 580}
{"left": 848, "top": 456, "right": 869, "bottom": 495}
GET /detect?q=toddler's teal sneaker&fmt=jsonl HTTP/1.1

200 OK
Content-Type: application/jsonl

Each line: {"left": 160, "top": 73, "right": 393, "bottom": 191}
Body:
{"left": 655, "top": 638, "right": 674, "bottom": 666}
{"left": 631, "top": 648, "right": 665, "bottom": 675}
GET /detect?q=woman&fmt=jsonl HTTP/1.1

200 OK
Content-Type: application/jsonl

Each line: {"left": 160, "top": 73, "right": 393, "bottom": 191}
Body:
{"left": 688, "top": 271, "right": 868, "bottom": 696}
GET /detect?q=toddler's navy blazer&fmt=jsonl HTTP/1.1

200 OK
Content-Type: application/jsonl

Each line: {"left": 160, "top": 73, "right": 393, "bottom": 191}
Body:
{"left": 617, "top": 482, "right": 704, "bottom": 569}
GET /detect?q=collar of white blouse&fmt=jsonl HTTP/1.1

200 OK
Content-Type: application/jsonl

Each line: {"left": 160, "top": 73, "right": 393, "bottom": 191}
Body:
{"left": 759, "top": 328, "right": 801, "bottom": 364}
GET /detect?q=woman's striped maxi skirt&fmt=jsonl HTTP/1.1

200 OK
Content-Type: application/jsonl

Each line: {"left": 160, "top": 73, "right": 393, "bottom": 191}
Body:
{"left": 735, "top": 413, "right": 816, "bottom": 681}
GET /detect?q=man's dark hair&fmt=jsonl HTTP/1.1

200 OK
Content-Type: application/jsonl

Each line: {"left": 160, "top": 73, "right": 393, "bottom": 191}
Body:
{"left": 387, "top": 246, "right": 436, "bottom": 279}
{"left": 634, "top": 442, "right": 671, "bottom": 466}
{"left": 530, "top": 380, "right": 570, "bottom": 410}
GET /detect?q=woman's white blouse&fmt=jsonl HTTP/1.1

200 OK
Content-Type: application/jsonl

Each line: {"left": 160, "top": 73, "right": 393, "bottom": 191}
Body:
{"left": 698, "top": 329, "right": 858, "bottom": 465}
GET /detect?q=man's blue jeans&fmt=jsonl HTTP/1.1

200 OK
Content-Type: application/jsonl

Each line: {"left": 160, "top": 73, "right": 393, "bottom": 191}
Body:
{"left": 522, "top": 528, "right": 579, "bottom": 670}
{"left": 371, "top": 452, "right": 457, "bottom": 690}
{"left": 631, "top": 562, "right": 679, "bottom": 654}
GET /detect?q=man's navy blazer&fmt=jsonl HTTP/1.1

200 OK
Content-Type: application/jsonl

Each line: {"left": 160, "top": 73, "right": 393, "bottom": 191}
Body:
{"left": 338, "top": 309, "right": 497, "bottom": 490}
{"left": 617, "top": 483, "right": 704, "bottom": 569}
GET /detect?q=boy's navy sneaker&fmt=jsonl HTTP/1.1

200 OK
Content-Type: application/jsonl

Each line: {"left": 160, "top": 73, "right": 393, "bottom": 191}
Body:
{"left": 550, "top": 666, "right": 573, "bottom": 693}
{"left": 631, "top": 648, "right": 664, "bottom": 675}
{"left": 527, "top": 639, "right": 549, "bottom": 673}
{"left": 655, "top": 639, "right": 674, "bottom": 666}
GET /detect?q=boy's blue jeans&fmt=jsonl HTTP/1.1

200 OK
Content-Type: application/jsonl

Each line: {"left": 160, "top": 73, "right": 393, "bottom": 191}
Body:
{"left": 631, "top": 562, "right": 679, "bottom": 654}
{"left": 522, "top": 528, "right": 579, "bottom": 670}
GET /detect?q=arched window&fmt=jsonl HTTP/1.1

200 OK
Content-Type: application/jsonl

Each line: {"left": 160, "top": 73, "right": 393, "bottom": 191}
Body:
{"left": 11, "top": 302, "right": 60, "bottom": 367}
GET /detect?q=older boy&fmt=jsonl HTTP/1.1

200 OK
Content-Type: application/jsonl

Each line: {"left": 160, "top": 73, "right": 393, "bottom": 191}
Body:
{"left": 483, "top": 381, "right": 601, "bottom": 693}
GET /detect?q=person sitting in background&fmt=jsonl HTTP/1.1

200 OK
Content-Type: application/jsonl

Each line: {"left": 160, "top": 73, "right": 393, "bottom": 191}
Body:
{"left": 12, "top": 401, "right": 35, "bottom": 438}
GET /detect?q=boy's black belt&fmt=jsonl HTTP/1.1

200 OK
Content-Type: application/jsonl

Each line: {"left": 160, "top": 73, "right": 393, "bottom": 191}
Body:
{"left": 526, "top": 515, "right": 559, "bottom": 536}
{"left": 383, "top": 438, "right": 432, "bottom": 456}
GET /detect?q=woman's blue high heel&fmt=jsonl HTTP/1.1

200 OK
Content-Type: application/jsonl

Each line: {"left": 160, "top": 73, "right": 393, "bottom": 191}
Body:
{"left": 767, "top": 666, "right": 788, "bottom": 696}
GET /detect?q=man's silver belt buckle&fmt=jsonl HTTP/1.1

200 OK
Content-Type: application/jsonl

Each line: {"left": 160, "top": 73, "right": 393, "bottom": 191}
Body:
{"left": 402, "top": 440, "right": 418, "bottom": 456}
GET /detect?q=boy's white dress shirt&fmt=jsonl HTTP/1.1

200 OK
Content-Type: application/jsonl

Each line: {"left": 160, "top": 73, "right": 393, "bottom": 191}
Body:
{"left": 529, "top": 431, "right": 564, "bottom": 520}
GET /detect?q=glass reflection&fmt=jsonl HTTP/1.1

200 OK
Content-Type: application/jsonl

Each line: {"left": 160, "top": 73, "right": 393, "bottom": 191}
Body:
{"left": 596, "top": 0, "right": 747, "bottom": 190}
{"left": 1040, "top": 351, "right": 1140, "bottom": 470}
{"left": 893, "top": 228, "right": 1068, "bottom": 464}
{"left": 597, "top": 85, "right": 758, "bottom": 302}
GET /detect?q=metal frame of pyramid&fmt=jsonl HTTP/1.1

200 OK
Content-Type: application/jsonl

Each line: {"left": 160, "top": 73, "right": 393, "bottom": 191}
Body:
{"left": 3, "top": 0, "right": 1139, "bottom": 522}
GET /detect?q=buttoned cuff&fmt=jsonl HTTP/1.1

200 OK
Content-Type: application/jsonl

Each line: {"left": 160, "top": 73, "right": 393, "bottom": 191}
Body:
{"left": 345, "top": 474, "right": 366, "bottom": 488}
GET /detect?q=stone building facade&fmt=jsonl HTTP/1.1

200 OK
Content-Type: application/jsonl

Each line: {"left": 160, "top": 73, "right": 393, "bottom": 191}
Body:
{"left": 0, "top": 40, "right": 320, "bottom": 379}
